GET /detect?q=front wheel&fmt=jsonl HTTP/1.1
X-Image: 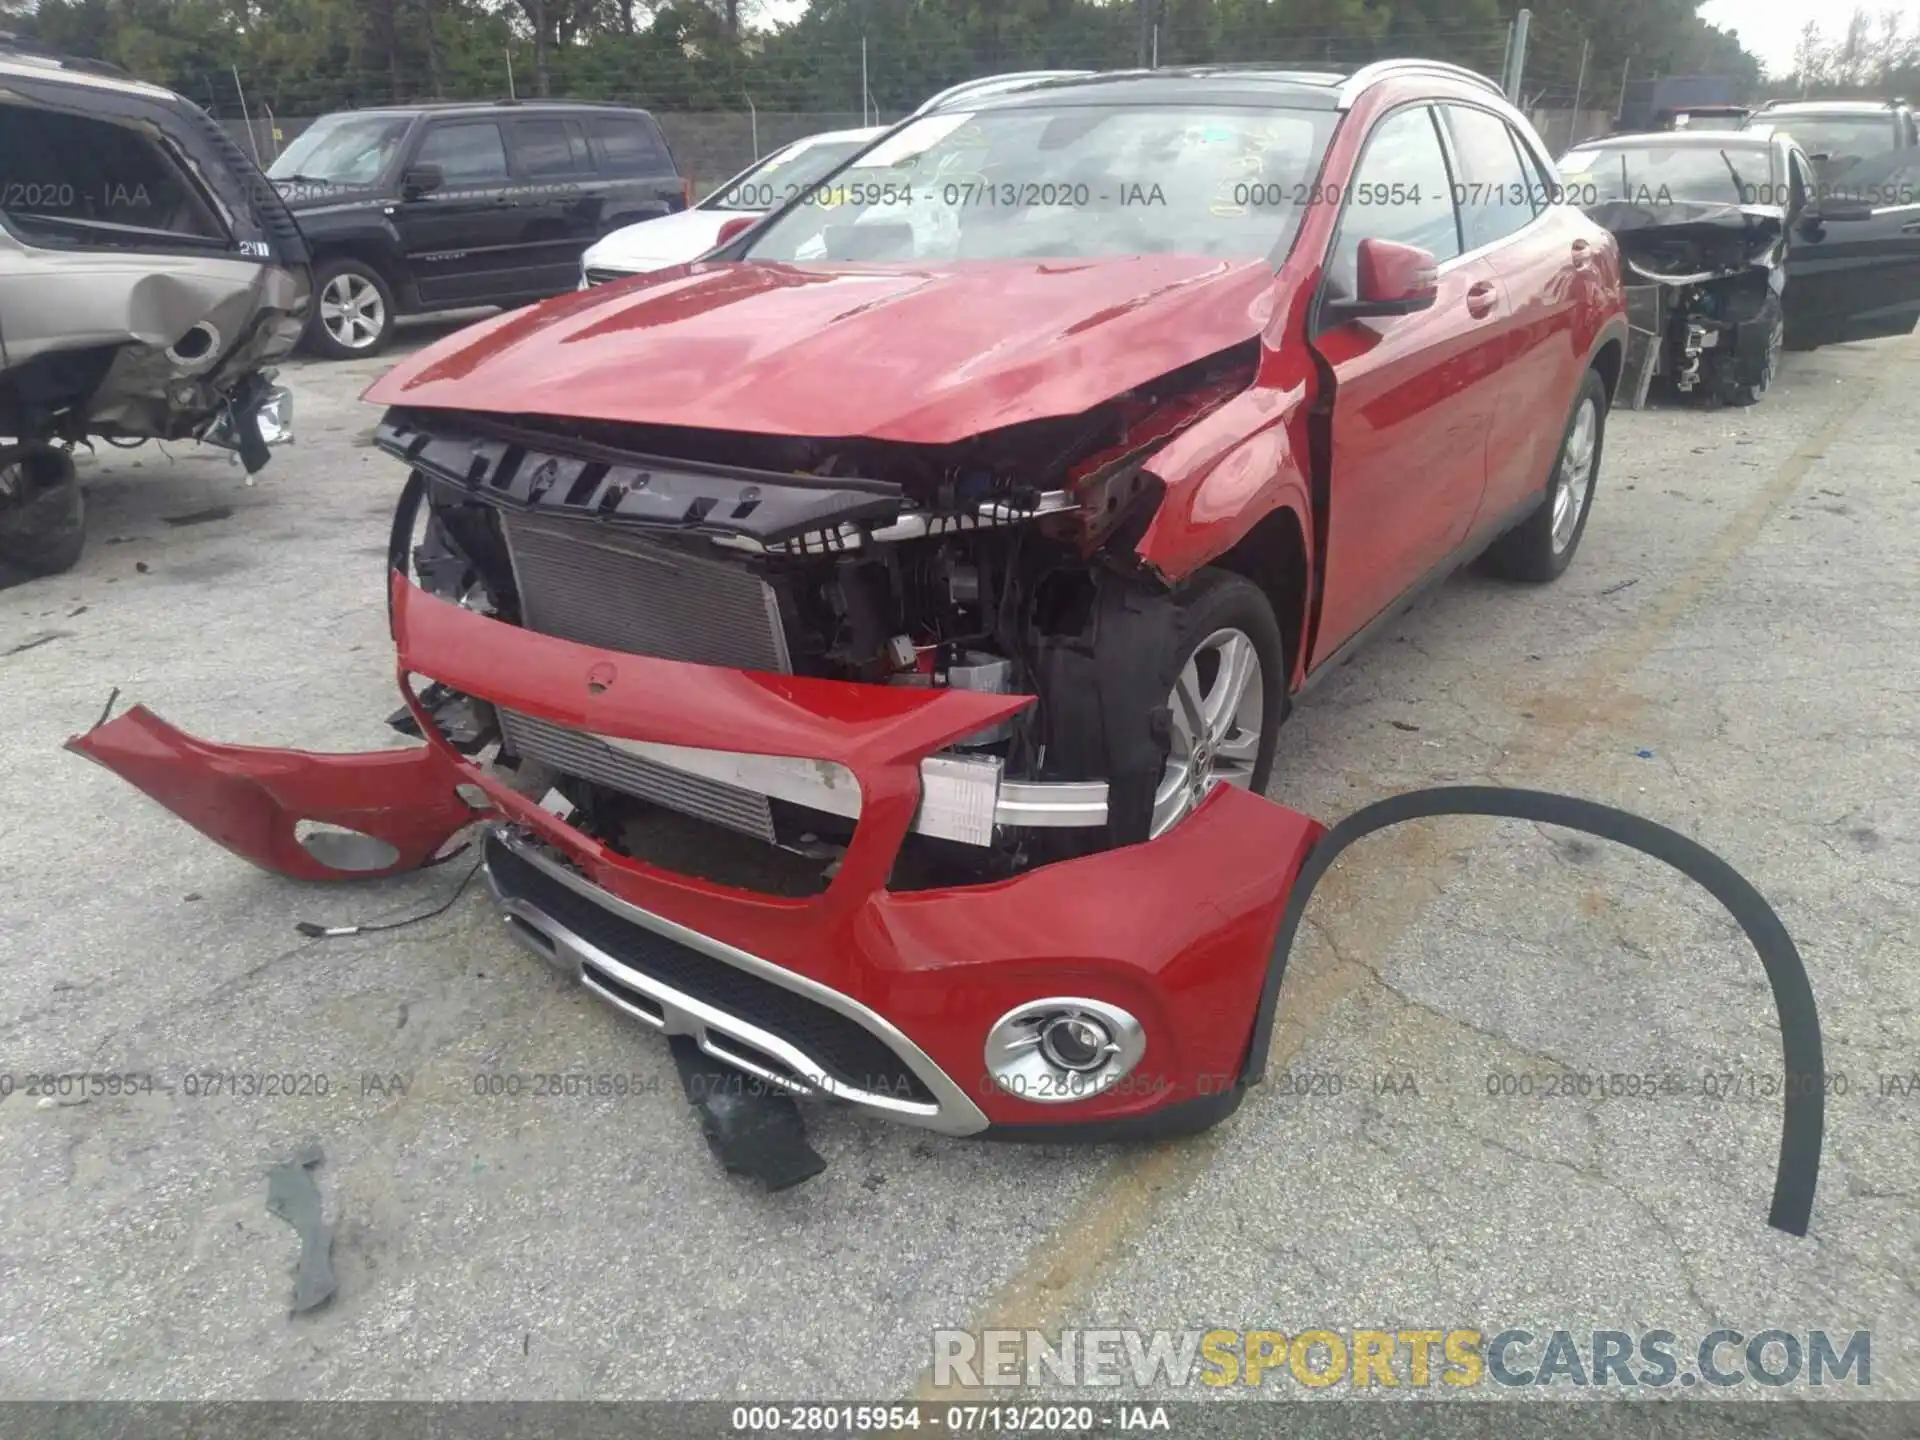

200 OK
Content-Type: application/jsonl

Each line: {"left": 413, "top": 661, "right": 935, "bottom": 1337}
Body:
{"left": 1721, "top": 295, "right": 1784, "bottom": 407}
{"left": 1149, "top": 570, "right": 1287, "bottom": 837}
{"left": 1482, "top": 367, "right": 1607, "bottom": 584}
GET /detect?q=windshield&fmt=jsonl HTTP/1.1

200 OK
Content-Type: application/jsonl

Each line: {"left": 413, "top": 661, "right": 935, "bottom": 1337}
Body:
{"left": 1748, "top": 115, "right": 1894, "bottom": 169}
{"left": 1560, "top": 144, "right": 1774, "bottom": 205}
{"left": 742, "top": 104, "right": 1336, "bottom": 264}
{"left": 704, "top": 138, "right": 875, "bottom": 212}
{"left": 268, "top": 114, "right": 413, "bottom": 189}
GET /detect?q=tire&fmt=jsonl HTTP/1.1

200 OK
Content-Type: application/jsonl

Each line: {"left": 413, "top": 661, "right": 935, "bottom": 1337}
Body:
{"left": 1721, "top": 294, "right": 1784, "bottom": 407}
{"left": 304, "top": 257, "right": 397, "bottom": 359}
{"left": 1150, "top": 569, "right": 1289, "bottom": 838}
{"left": 0, "top": 447, "right": 85, "bottom": 589}
{"left": 1482, "top": 367, "right": 1608, "bottom": 584}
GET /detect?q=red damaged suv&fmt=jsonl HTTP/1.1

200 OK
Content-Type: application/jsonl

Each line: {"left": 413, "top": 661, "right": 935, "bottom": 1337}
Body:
{"left": 75, "top": 62, "right": 1627, "bottom": 1144}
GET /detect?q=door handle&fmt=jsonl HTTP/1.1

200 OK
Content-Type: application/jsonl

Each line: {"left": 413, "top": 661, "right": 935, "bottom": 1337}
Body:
{"left": 1901, "top": 219, "right": 1920, "bottom": 233}
{"left": 1466, "top": 280, "right": 1499, "bottom": 319}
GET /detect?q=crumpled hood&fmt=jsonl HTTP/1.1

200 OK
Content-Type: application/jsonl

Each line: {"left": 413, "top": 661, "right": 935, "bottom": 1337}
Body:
{"left": 1581, "top": 198, "right": 1785, "bottom": 283}
{"left": 364, "top": 256, "right": 1277, "bottom": 442}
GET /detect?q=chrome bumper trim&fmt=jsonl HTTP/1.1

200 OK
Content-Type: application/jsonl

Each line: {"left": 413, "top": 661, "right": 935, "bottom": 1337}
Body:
{"left": 593, "top": 732, "right": 1109, "bottom": 846}
{"left": 482, "top": 827, "right": 990, "bottom": 1136}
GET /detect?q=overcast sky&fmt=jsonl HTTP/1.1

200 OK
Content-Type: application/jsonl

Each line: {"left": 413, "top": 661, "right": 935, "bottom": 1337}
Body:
{"left": 1699, "top": 0, "right": 1920, "bottom": 78}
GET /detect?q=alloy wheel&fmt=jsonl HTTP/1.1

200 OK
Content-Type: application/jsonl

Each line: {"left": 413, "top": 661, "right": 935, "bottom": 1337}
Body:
{"left": 1550, "top": 396, "right": 1599, "bottom": 554}
{"left": 320, "top": 273, "right": 386, "bottom": 351}
{"left": 1150, "top": 626, "right": 1265, "bottom": 837}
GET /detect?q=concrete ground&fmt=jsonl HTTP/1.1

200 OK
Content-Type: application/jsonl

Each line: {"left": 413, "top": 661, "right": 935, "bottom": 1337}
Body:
{"left": 1, "top": 323, "right": 1915, "bottom": 1413}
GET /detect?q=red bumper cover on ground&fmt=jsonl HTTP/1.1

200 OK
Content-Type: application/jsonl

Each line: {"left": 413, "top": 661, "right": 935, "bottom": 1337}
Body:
{"left": 69, "top": 575, "right": 1326, "bottom": 1134}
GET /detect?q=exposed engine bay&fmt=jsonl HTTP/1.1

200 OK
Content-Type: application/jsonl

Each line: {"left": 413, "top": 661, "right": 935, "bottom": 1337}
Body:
{"left": 379, "top": 343, "right": 1259, "bottom": 892}
{"left": 1583, "top": 199, "right": 1787, "bottom": 407}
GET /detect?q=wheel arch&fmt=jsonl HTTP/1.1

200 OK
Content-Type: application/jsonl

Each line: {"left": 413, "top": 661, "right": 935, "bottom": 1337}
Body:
{"left": 1209, "top": 505, "right": 1312, "bottom": 690}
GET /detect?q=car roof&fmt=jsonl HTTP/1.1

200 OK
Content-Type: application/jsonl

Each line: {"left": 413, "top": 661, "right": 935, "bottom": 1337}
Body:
{"left": 941, "top": 60, "right": 1506, "bottom": 116}
{"left": 1755, "top": 100, "right": 1902, "bottom": 116}
{"left": 0, "top": 48, "right": 176, "bottom": 101}
{"left": 1573, "top": 129, "right": 1773, "bottom": 149}
{"left": 311, "top": 99, "right": 658, "bottom": 121}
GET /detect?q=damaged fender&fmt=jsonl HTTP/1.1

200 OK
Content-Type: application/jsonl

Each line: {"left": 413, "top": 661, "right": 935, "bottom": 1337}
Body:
{"left": 65, "top": 704, "right": 483, "bottom": 880}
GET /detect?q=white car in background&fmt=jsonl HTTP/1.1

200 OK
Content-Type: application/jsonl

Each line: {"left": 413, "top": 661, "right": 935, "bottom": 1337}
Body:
{"left": 580, "top": 125, "right": 885, "bottom": 285}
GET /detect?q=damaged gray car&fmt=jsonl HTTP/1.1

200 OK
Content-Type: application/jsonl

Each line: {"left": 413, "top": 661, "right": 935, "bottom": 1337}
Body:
{"left": 1557, "top": 127, "right": 1920, "bottom": 408}
{"left": 0, "top": 39, "right": 310, "bottom": 584}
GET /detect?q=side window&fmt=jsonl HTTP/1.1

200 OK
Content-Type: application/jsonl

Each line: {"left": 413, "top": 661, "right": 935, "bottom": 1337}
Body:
{"left": 511, "top": 118, "right": 591, "bottom": 178}
{"left": 414, "top": 122, "right": 509, "bottom": 185}
{"left": 1506, "top": 122, "right": 1557, "bottom": 215}
{"left": 0, "top": 102, "right": 226, "bottom": 247}
{"left": 1325, "top": 105, "right": 1460, "bottom": 300}
{"left": 1442, "top": 105, "right": 1537, "bottom": 250}
{"left": 587, "top": 115, "right": 672, "bottom": 177}
{"left": 1788, "top": 152, "right": 1813, "bottom": 212}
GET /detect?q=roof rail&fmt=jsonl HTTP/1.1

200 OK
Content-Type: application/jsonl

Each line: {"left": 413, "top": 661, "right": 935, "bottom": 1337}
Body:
{"left": 1337, "top": 58, "right": 1502, "bottom": 108}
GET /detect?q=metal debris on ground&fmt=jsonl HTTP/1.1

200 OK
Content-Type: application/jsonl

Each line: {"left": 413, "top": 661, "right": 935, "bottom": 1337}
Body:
{"left": 264, "top": 1143, "right": 337, "bottom": 1314}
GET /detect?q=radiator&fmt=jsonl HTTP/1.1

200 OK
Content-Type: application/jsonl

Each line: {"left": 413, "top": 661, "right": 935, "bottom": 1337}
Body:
{"left": 501, "top": 513, "right": 792, "bottom": 673}
{"left": 499, "top": 514, "right": 790, "bottom": 838}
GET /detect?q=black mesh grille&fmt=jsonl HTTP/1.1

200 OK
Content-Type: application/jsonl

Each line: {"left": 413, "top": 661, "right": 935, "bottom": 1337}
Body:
{"left": 486, "top": 833, "right": 932, "bottom": 1102}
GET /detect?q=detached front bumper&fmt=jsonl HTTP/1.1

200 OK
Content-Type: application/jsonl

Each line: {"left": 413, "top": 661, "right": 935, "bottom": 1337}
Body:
{"left": 70, "top": 574, "right": 1324, "bottom": 1138}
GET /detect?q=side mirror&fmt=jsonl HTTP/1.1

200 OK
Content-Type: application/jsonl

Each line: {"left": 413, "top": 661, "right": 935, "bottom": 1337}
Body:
{"left": 401, "top": 163, "right": 443, "bottom": 199}
{"left": 714, "top": 215, "right": 757, "bottom": 247}
{"left": 1326, "top": 237, "right": 1439, "bottom": 322}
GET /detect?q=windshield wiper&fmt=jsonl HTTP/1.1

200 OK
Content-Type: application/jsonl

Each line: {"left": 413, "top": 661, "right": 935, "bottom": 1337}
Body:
{"left": 1718, "top": 149, "right": 1749, "bottom": 201}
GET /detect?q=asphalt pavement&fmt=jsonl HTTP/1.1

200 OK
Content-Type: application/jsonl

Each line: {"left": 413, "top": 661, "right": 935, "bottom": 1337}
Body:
{"left": 1, "top": 325, "right": 1916, "bottom": 1408}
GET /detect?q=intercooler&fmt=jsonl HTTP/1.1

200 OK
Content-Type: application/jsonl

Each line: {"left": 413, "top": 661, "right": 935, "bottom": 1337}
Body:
{"left": 497, "top": 513, "right": 792, "bottom": 840}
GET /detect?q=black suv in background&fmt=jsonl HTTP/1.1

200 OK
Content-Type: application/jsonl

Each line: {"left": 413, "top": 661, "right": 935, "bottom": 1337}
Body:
{"left": 269, "top": 100, "right": 687, "bottom": 358}
{"left": 1742, "top": 99, "right": 1918, "bottom": 182}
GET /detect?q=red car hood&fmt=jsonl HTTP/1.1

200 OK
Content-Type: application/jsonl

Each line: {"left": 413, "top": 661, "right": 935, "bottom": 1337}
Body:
{"left": 364, "top": 257, "right": 1278, "bottom": 443}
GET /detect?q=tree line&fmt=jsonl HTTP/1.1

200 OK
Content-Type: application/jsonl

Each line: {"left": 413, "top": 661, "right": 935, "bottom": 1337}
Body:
{"left": 6, "top": 0, "right": 1783, "bottom": 119}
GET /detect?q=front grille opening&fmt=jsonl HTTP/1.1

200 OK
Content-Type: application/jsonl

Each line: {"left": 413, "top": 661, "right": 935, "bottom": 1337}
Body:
{"left": 582, "top": 961, "right": 667, "bottom": 1025}
{"left": 486, "top": 832, "right": 932, "bottom": 1104}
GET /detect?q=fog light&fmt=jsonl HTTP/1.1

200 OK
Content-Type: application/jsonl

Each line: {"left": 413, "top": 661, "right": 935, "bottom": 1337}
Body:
{"left": 1040, "top": 1015, "right": 1111, "bottom": 1072}
{"left": 984, "top": 998, "right": 1145, "bottom": 1104}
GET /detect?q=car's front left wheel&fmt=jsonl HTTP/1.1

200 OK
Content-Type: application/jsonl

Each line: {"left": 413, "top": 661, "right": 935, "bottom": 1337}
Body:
{"left": 1150, "top": 569, "right": 1287, "bottom": 837}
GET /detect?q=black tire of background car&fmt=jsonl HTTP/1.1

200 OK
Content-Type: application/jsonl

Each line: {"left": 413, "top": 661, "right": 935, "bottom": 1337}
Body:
{"left": 304, "top": 257, "right": 398, "bottom": 360}
{"left": 0, "top": 447, "right": 85, "bottom": 589}
{"left": 1480, "top": 367, "right": 1609, "bottom": 585}
{"left": 1720, "top": 293, "right": 1785, "bottom": 407}
{"left": 1239, "top": 786, "right": 1825, "bottom": 1238}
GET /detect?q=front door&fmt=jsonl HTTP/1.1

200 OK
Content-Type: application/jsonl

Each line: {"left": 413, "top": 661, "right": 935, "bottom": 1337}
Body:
{"left": 1309, "top": 103, "right": 1507, "bottom": 660}
{"left": 1785, "top": 148, "right": 1920, "bottom": 347}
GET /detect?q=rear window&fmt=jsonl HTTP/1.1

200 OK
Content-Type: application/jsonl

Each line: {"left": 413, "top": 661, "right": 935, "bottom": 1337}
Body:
{"left": 513, "top": 118, "right": 593, "bottom": 178}
{"left": 0, "top": 103, "right": 228, "bottom": 249}
{"left": 587, "top": 114, "right": 673, "bottom": 176}
{"left": 1748, "top": 114, "right": 1897, "bottom": 171}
